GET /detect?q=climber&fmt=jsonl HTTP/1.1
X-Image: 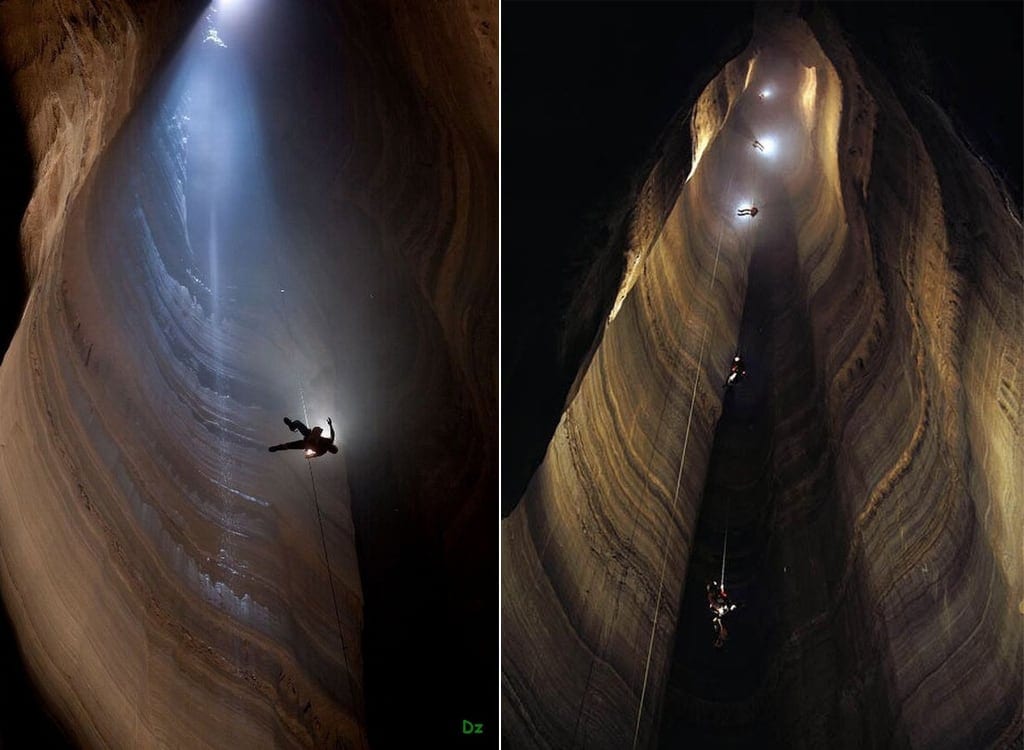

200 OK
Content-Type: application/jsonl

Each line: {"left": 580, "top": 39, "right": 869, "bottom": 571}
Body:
{"left": 724, "top": 355, "right": 747, "bottom": 388}
{"left": 752, "top": 139, "right": 765, "bottom": 152}
{"left": 268, "top": 417, "right": 338, "bottom": 457}
{"left": 737, "top": 206, "right": 758, "bottom": 217}
{"left": 707, "top": 580, "right": 737, "bottom": 648}
{"left": 712, "top": 615, "right": 729, "bottom": 649}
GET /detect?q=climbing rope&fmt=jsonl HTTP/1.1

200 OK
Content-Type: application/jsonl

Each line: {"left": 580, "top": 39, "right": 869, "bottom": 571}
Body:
{"left": 632, "top": 126, "right": 764, "bottom": 748}
{"left": 307, "top": 456, "right": 366, "bottom": 750}
{"left": 720, "top": 515, "right": 729, "bottom": 589}
{"left": 630, "top": 165, "right": 741, "bottom": 749}
{"left": 298, "top": 367, "right": 364, "bottom": 746}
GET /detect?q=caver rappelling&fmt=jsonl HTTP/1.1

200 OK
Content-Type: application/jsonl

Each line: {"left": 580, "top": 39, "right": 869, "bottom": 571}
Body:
{"left": 706, "top": 580, "right": 738, "bottom": 648}
{"left": 268, "top": 416, "right": 339, "bottom": 457}
{"left": 724, "top": 355, "right": 747, "bottom": 388}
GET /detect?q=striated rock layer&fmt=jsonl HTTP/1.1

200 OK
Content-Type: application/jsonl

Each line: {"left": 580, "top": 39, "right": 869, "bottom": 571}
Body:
{"left": 502, "top": 9, "right": 1021, "bottom": 749}
{"left": 0, "top": 0, "right": 495, "bottom": 747}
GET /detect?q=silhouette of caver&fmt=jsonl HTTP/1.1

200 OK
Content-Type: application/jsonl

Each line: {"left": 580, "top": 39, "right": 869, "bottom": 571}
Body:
{"left": 269, "top": 417, "right": 338, "bottom": 457}
{"left": 737, "top": 206, "right": 759, "bottom": 217}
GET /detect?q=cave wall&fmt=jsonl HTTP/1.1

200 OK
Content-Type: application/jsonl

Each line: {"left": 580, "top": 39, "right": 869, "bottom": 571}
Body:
{"left": 0, "top": 0, "right": 206, "bottom": 283}
{"left": 0, "top": 0, "right": 496, "bottom": 747}
{"left": 502, "top": 9, "right": 1021, "bottom": 749}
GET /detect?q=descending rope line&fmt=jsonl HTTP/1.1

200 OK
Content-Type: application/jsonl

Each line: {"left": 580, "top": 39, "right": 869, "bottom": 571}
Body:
{"left": 258, "top": 115, "right": 363, "bottom": 746}
{"left": 720, "top": 511, "right": 729, "bottom": 588}
{"left": 299, "top": 387, "right": 366, "bottom": 748}
{"left": 307, "top": 459, "right": 366, "bottom": 750}
{"left": 718, "top": 137, "right": 764, "bottom": 595}
{"left": 631, "top": 129, "right": 770, "bottom": 746}
{"left": 630, "top": 163, "right": 741, "bottom": 750}
{"left": 571, "top": 402, "right": 668, "bottom": 749}
{"left": 569, "top": 165, "right": 737, "bottom": 749}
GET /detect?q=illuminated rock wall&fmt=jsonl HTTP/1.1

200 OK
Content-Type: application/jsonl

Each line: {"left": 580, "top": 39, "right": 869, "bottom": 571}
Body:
{"left": 502, "top": 11, "right": 1021, "bottom": 749}
{"left": 0, "top": 0, "right": 496, "bottom": 747}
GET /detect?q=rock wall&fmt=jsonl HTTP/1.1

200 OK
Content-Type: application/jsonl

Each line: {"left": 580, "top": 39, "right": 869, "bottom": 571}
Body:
{"left": 502, "top": 10, "right": 1021, "bottom": 749}
{"left": 0, "top": 1, "right": 496, "bottom": 747}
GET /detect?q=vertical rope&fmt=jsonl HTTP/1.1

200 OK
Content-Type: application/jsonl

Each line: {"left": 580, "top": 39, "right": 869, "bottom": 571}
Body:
{"left": 720, "top": 523, "right": 729, "bottom": 589}
{"left": 630, "top": 163, "right": 737, "bottom": 750}
{"left": 307, "top": 459, "right": 367, "bottom": 750}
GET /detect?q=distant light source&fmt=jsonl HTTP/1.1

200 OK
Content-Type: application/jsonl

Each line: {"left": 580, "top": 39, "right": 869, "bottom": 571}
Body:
{"left": 759, "top": 88, "right": 771, "bottom": 100}
{"left": 760, "top": 136, "right": 777, "bottom": 156}
{"left": 212, "top": 0, "right": 249, "bottom": 23}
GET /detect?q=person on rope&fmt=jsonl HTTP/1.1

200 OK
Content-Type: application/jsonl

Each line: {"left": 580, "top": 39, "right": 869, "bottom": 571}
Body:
{"left": 737, "top": 206, "right": 759, "bottom": 217}
{"left": 707, "top": 580, "right": 737, "bottom": 648}
{"left": 752, "top": 139, "right": 765, "bottom": 152}
{"left": 724, "top": 355, "right": 747, "bottom": 388}
{"left": 268, "top": 417, "right": 338, "bottom": 457}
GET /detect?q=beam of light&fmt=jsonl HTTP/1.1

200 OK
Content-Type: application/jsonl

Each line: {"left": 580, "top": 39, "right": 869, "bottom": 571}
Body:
{"left": 214, "top": 0, "right": 246, "bottom": 14}
{"left": 213, "top": 0, "right": 258, "bottom": 27}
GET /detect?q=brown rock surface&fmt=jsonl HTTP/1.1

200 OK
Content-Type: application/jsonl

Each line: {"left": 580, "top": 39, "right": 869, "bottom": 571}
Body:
{"left": 0, "top": 1, "right": 495, "bottom": 747}
{"left": 502, "top": 10, "right": 1021, "bottom": 749}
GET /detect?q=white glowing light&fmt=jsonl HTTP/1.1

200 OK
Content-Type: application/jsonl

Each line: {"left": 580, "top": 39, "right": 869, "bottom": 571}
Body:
{"left": 203, "top": 28, "right": 227, "bottom": 47}
{"left": 214, "top": 0, "right": 250, "bottom": 20}
{"left": 760, "top": 136, "right": 777, "bottom": 156}
{"left": 760, "top": 88, "right": 771, "bottom": 99}
{"left": 305, "top": 449, "right": 315, "bottom": 457}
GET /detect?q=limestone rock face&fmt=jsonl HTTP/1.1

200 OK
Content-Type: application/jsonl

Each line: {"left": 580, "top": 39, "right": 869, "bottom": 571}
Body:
{"left": 0, "top": 1, "right": 495, "bottom": 747}
{"left": 502, "top": 11, "right": 1021, "bottom": 750}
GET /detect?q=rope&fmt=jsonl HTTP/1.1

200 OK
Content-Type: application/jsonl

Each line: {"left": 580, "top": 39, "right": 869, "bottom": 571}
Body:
{"left": 720, "top": 524, "right": 729, "bottom": 588}
{"left": 251, "top": 45, "right": 364, "bottom": 745}
{"left": 570, "top": 144, "right": 729, "bottom": 750}
{"left": 307, "top": 458, "right": 367, "bottom": 750}
{"left": 631, "top": 161, "right": 738, "bottom": 750}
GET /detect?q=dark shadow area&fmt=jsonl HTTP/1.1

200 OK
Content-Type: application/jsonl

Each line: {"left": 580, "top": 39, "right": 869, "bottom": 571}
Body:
{"left": 0, "top": 595, "right": 74, "bottom": 748}
{"left": 823, "top": 1, "right": 1022, "bottom": 210}
{"left": 0, "top": 45, "right": 73, "bottom": 750}
{"left": 0, "top": 67, "right": 32, "bottom": 361}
